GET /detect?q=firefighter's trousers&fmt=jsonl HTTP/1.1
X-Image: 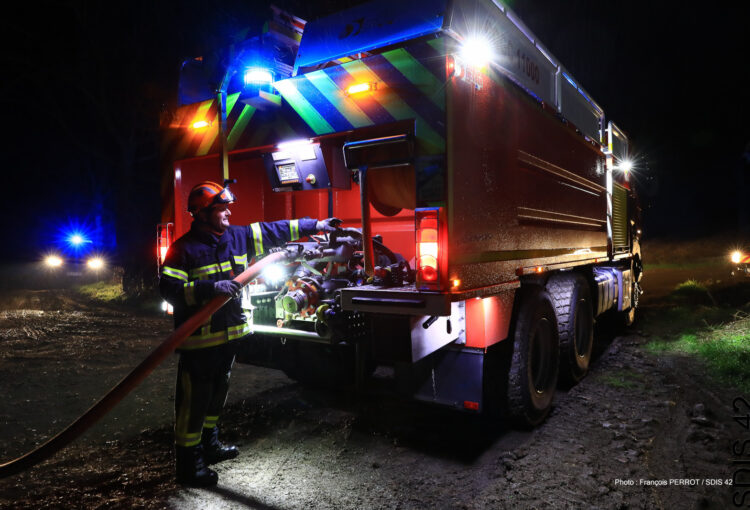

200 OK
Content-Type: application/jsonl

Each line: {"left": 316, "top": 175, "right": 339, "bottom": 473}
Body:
{"left": 174, "top": 342, "right": 237, "bottom": 447}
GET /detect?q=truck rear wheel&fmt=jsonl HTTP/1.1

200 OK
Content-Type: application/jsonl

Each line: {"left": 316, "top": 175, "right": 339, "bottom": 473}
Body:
{"left": 547, "top": 274, "right": 593, "bottom": 387}
{"left": 507, "top": 287, "right": 559, "bottom": 428}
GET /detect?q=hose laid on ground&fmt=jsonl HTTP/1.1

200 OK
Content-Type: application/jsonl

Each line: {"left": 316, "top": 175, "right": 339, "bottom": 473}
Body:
{"left": 0, "top": 251, "right": 289, "bottom": 479}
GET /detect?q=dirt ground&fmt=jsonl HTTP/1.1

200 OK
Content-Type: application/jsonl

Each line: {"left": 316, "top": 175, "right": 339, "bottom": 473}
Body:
{"left": 0, "top": 261, "right": 746, "bottom": 509}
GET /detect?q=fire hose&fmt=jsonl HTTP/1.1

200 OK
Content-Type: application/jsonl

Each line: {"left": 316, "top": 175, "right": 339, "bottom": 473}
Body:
{"left": 0, "top": 250, "right": 289, "bottom": 479}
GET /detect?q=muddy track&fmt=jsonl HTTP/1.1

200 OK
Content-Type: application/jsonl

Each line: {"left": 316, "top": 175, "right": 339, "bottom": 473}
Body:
{"left": 0, "top": 289, "right": 740, "bottom": 509}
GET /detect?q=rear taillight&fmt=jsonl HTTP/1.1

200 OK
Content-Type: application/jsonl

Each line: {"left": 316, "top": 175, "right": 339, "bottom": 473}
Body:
{"left": 157, "top": 223, "right": 175, "bottom": 316}
{"left": 416, "top": 207, "right": 447, "bottom": 290}
{"left": 156, "top": 222, "right": 174, "bottom": 268}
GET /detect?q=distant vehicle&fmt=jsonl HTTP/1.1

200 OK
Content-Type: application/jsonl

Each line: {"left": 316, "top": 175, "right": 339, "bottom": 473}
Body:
{"left": 43, "top": 230, "right": 108, "bottom": 276}
{"left": 730, "top": 250, "right": 750, "bottom": 277}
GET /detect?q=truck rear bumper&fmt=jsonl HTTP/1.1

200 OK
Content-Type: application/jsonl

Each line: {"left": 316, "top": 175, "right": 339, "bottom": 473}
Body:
{"left": 340, "top": 284, "right": 451, "bottom": 316}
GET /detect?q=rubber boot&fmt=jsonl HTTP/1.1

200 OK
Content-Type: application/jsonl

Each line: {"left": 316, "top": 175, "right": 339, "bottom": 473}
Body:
{"left": 175, "top": 445, "right": 218, "bottom": 487}
{"left": 201, "top": 426, "right": 239, "bottom": 465}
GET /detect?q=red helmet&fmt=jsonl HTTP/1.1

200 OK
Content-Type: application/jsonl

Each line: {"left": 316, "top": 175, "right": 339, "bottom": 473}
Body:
{"left": 187, "top": 181, "right": 235, "bottom": 213}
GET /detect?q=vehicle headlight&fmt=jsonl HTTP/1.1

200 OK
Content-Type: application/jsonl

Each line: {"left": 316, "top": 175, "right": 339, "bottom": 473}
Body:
{"left": 731, "top": 251, "right": 742, "bottom": 264}
{"left": 87, "top": 257, "right": 105, "bottom": 270}
{"left": 45, "top": 255, "right": 63, "bottom": 268}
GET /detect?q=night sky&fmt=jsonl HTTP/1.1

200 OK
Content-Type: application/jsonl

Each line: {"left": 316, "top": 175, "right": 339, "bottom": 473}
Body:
{"left": 3, "top": 1, "right": 749, "bottom": 267}
{"left": 513, "top": 1, "right": 750, "bottom": 239}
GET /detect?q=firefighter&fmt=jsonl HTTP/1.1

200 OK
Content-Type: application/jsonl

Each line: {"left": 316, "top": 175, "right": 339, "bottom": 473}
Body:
{"left": 160, "top": 181, "right": 339, "bottom": 486}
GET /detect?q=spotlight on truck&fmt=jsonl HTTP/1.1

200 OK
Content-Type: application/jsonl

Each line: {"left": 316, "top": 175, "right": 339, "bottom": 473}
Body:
{"left": 276, "top": 138, "right": 312, "bottom": 150}
{"left": 732, "top": 251, "right": 743, "bottom": 264}
{"left": 460, "top": 36, "right": 494, "bottom": 68}
{"left": 262, "top": 264, "right": 287, "bottom": 284}
{"left": 618, "top": 159, "right": 633, "bottom": 173}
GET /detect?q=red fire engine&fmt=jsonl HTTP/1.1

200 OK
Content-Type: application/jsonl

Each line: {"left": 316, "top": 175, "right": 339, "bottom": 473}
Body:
{"left": 159, "top": 0, "right": 642, "bottom": 427}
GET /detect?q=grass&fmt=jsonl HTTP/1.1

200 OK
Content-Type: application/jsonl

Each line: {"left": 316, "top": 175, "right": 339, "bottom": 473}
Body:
{"left": 669, "top": 279, "right": 717, "bottom": 306}
{"left": 75, "top": 281, "right": 126, "bottom": 302}
{"left": 642, "top": 278, "right": 750, "bottom": 393}
{"left": 646, "top": 322, "right": 750, "bottom": 393}
{"left": 74, "top": 279, "right": 165, "bottom": 315}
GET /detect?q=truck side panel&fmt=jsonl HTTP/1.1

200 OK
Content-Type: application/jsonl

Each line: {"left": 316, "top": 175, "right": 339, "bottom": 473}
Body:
{"left": 447, "top": 65, "right": 608, "bottom": 290}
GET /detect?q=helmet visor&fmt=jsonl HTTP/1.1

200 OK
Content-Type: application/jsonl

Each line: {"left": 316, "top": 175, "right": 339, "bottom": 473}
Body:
{"left": 212, "top": 187, "right": 235, "bottom": 206}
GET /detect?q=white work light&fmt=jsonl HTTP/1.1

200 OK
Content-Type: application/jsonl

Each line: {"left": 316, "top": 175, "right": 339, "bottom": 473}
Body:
{"left": 277, "top": 138, "right": 312, "bottom": 150}
{"left": 460, "top": 36, "right": 494, "bottom": 68}
{"left": 262, "top": 264, "right": 287, "bottom": 284}
{"left": 618, "top": 159, "right": 634, "bottom": 173}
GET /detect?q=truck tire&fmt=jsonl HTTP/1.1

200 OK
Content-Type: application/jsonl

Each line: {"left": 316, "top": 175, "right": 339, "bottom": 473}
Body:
{"left": 547, "top": 274, "right": 593, "bottom": 387}
{"left": 507, "top": 286, "right": 559, "bottom": 428}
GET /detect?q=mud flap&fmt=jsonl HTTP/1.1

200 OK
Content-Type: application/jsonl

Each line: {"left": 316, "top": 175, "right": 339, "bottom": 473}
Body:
{"left": 410, "top": 346, "right": 484, "bottom": 412}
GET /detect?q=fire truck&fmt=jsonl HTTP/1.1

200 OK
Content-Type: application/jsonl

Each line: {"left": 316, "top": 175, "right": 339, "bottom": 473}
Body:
{"left": 159, "top": 0, "right": 642, "bottom": 427}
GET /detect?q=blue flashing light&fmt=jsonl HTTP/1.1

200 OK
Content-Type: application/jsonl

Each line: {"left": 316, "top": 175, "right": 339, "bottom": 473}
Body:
{"left": 44, "top": 216, "right": 116, "bottom": 262}
{"left": 53, "top": 220, "right": 98, "bottom": 257}
{"left": 69, "top": 233, "right": 88, "bottom": 246}
{"left": 244, "top": 68, "right": 273, "bottom": 86}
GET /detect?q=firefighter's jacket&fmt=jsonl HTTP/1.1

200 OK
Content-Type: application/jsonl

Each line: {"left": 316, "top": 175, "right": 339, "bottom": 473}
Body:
{"left": 160, "top": 218, "right": 318, "bottom": 350}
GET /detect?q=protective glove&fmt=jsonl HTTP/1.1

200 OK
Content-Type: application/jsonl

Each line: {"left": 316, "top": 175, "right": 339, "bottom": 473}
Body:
{"left": 213, "top": 279, "right": 242, "bottom": 297}
{"left": 315, "top": 217, "right": 342, "bottom": 233}
{"left": 268, "top": 244, "right": 303, "bottom": 258}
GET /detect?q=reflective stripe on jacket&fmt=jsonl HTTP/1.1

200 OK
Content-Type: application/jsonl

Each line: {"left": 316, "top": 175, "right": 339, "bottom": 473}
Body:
{"left": 159, "top": 218, "right": 317, "bottom": 350}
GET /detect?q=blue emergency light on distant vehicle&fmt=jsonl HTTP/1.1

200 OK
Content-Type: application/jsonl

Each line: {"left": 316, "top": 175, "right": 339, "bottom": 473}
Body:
{"left": 68, "top": 233, "right": 89, "bottom": 247}
{"left": 44, "top": 217, "right": 115, "bottom": 273}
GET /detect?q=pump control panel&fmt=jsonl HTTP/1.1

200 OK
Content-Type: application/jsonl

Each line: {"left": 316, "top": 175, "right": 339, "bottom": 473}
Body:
{"left": 262, "top": 142, "right": 330, "bottom": 192}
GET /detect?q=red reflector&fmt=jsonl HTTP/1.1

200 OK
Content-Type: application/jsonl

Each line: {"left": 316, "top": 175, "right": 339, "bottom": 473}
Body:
{"left": 420, "top": 265, "right": 437, "bottom": 281}
{"left": 446, "top": 55, "right": 463, "bottom": 78}
{"left": 464, "top": 400, "right": 480, "bottom": 411}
